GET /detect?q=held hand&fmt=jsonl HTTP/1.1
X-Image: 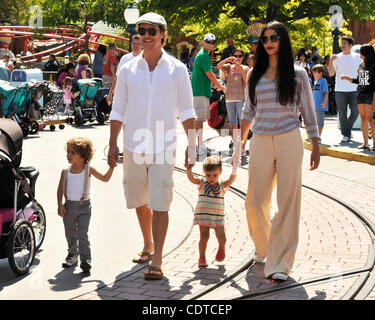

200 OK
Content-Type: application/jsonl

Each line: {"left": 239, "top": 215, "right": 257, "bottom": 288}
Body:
{"left": 108, "top": 145, "right": 120, "bottom": 167}
{"left": 185, "top": 146, "right": 196, "bottom": 169}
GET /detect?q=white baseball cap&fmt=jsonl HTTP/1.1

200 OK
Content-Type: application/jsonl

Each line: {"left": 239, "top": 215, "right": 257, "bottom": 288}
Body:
{"left": 204, "top": 33, "right": 216, "bottom": 42}
{"left": 136, "top": 12, "right": 167, "bottom": 26}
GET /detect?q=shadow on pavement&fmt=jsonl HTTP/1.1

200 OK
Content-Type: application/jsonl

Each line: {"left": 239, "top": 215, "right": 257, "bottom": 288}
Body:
{"left": 48, "top": 267, "right": 105, "bottom": 292}
{"left": 0, "top": 257, "right": 41, "bottom": 292}
{"left": 178, "top": 265, "right": 227, "bottom": 299}
{"left": 226, "top": 263, "right": 322, "bottom": 300}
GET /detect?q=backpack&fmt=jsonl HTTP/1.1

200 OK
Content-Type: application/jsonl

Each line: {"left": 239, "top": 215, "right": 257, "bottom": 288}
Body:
{"left": 208, "top": 90, "right": 227, "bottom": 130}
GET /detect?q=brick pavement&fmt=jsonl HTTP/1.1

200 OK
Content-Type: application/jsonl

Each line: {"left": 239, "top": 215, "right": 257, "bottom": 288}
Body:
{"left": 75, "top": 124, "right": 375, "bottom": 300}
{"left": 74, "top": 170, "right": 254, "bottom": 300}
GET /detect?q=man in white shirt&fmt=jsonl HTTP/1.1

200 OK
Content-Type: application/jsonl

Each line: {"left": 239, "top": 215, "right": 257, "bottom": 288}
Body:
{"left": 329, "top": 35, "right": 363, "bottom": 142}
{"left": 107, "top": 34, "right": 143, "bottom": 106}
{"left": 108, "top": 12, "right": 196, "bottom": 280}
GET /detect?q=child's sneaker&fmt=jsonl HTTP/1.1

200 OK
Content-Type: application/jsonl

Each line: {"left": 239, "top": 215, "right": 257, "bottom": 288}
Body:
{"left": 62, "top": 254, "right": 78, "bottom": 268}
{"left": 80, "top": 260, "right": 92, "bottom": 273}
{"left": 272, "top": 272, "right": 288, "bottom": 281}
{"left": 215, "top": 248, "right": 225, "bottom": 262}
{"left": 198, "top": 257, "right": 208, "bottom": 267}
{"left": 253, "top": 253, "right": 265, "bottom": 263}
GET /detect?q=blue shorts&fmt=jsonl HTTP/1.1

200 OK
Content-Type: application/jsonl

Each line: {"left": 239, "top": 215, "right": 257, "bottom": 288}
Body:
{"left": 315, "top": 110, "right": 325, "bottom": 128}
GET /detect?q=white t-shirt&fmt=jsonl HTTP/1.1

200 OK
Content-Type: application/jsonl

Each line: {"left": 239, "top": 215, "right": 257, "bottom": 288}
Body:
{"left": 333, "top": 52, "right": 363, "bottom": 92}
{"left": 116, "top": 52, "right": 139, "bottom": 76}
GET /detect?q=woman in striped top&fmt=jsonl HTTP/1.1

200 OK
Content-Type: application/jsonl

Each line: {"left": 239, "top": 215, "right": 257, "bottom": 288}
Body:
{"left": 240, "top": 21, "right": 320, "bottom": 281}
{"left": 186, "top": 156, "right": 236, "bottom": 268}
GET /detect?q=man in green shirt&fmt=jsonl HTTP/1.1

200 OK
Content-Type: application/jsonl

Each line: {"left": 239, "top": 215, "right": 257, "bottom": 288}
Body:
{"left": 191, "top": 33, "right": 225, "bottom": 157}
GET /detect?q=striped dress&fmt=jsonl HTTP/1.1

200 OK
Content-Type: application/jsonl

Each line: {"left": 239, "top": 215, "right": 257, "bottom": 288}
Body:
{"left": 193, "top": 178, "right": 225, "bottom": 228}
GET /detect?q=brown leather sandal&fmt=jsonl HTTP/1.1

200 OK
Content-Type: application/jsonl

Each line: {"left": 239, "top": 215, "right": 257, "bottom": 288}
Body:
{"left": 144, "top": 265, "right": 164, "bottom": 280}
{"left": 132, "top": 251, "right": 153, "bottom": 264}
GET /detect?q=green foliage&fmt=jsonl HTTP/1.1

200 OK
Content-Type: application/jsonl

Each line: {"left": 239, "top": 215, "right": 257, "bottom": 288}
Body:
{"left": 1, "top": 0, "right": 33, "bottom": 24}
{"left": 12, "top": 0, "right": 375, "bottom": 58}
{"left": 289, "top": 17, "right": 352, "bottom": 56}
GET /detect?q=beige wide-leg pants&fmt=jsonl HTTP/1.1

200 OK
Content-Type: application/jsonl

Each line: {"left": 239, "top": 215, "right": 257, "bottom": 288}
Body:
{"left": 245, "top": 128, "right": 304, "bottom": 278}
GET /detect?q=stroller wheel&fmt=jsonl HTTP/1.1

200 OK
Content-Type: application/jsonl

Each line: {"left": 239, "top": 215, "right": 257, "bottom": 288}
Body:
{"left": 7, "top": 220, "right": 36, "bottom": 276}
{"left": 50, "top": 125, "right": 56, "bottom": 131}
{"left": 97, "top": 112, "right": 105, "bottom": 125}
{"left": 74, "top": 114, "right": 83, "bottom": 127}
{"left": 59, "top": 124, "right": 65, "bottom": 130}
{"left": 19, "top": 123, "right": 29, "bottom": 137}
{"left": 29, "top": 121, "right": 39, "bottom": 134}
{"left": 39, "top": 123, "right": 46, "bottom": 131}
{"left": 66, "top": 118, "right": 73, "bottom": 125}
{"left": 32, "top": 202, "right": 46, "bottom": 250}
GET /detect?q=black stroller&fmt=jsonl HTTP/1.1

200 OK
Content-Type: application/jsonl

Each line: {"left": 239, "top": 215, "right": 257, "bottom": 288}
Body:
{"left": 0, "top": 119, "right": 46, "bottom": 275}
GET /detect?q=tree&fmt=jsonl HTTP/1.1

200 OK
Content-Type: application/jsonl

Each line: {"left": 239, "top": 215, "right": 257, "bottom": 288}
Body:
{"left": 1, "top": 0, "right": 33, "bottom": 25}
{"left": 148, "top": 0, "right": 375, "bottom": 26}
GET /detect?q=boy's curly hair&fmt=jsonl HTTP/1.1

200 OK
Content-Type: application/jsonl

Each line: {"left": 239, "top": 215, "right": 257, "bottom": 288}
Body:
{"left": 203, "top": 155, "right": 222, "bottom": 172}
{"left": 66, "top": 137, "right": 94, "bottom": 163}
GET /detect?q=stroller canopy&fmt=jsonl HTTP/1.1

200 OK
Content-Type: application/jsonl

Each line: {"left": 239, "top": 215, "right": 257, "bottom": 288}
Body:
{"left": 0, "top": 118, "right": 23, "bottom": 166}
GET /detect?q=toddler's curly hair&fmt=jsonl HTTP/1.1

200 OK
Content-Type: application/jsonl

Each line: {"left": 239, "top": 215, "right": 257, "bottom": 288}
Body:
{"left": 66, "top": 137, "right": 94, "bottom": 163}
{"left": 202, "top": 155, "right": 222, "bottom": 172}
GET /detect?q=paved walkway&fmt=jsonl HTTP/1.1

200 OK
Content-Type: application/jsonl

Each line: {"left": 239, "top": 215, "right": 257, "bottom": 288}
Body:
{"left": 304, "top": 115, "right": 375, "bottom": 165}
{"left": 74, "top": 116, "right": 375, "bottom": 300}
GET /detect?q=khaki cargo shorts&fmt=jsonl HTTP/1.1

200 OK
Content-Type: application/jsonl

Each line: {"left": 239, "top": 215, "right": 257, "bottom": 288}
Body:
{"left": 123, "top": 149, "right": 175, "bottom": 212}
{"left": 193, "top": 96, "right": 210, "bottom": 121}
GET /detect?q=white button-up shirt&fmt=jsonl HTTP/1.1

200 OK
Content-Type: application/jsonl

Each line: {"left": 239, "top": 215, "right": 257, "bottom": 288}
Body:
{"left": 110, "top": 50, "right": 196, "bottom": 154}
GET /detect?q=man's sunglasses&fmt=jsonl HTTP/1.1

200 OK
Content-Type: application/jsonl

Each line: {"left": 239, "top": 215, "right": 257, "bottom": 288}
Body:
{"left": 138, "top": 27, "right": 158, "bottom": 36}
{"left": 259, "top": 35, "right": 280, "bottom": 44}
{"left": 205, "top": 40, "right": 215, "bottom": 44}
{"left": 233, "top": 54, "right": 244, "bottom": 58}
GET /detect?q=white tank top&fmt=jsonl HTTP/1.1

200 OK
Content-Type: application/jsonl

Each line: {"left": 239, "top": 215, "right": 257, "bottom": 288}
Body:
{"left": 66, "top": 166, "right": 90, "bottom": 201}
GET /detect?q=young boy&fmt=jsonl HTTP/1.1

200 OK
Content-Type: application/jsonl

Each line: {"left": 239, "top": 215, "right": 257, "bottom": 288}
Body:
{"left": 312, "top": 64, "right": 329, "bottom": 141}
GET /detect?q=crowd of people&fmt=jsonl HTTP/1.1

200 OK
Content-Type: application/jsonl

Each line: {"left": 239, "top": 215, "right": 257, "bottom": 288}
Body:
{"left": 57, "top": 12, "right": 321, "bottom": 283}
{"left": 2, "top": 11, "right": 374, "bottom": 284}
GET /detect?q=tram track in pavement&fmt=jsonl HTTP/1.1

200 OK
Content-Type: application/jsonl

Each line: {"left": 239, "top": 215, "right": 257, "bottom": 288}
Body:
{"left": 89, "top": 138, "right": 375, "bottom": 300}
{"left": 179, "top": 135, "right": 375, "bottom": 300}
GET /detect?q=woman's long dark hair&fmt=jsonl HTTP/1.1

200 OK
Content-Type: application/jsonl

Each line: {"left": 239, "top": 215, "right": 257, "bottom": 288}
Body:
{"left": 248, "top": 21, "right": 296, "bottom": 106}
{"left": 360, "top": 44, "right": 375, "bottom": 69}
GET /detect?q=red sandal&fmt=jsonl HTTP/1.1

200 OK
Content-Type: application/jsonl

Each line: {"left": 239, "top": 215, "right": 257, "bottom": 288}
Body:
{"left": 215, "top": 248, "right": 225, "bottom": 262}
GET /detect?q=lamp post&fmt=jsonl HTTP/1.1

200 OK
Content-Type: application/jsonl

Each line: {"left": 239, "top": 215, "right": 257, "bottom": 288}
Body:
{"left": 124, "top": 2, "right": 139, "bottom": 53}
{"left": 329, "top": 5, "right": 343, "bottom": 54}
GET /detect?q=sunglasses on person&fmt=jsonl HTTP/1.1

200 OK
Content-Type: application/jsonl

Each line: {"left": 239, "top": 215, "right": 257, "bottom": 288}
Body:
{"left": 138, "top": 27, "right": 158, "bottom": 36}
{"left": 205, "top": 40, "right": 215, "bottom": 45}
{"left": 233, "top": 54, "right": 244, "bottom": 58}
{"left": 259, "top": 34, "right": 280, "bottom": 44}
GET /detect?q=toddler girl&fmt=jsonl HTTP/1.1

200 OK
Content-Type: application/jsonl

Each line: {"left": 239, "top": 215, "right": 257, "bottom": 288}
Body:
{"left": 57, "top": 137, "right": 114, "bottom": 272}
{"left": 187, "top": 155, "right": 236, "bottom": 267}
{"left": 63, "top": 77, "right": 73, "bottom": 114}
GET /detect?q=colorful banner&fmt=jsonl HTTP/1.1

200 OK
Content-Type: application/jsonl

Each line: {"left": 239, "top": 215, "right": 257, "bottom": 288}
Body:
{"left": 247, "top": 20, "right": 266, "bottom": 44}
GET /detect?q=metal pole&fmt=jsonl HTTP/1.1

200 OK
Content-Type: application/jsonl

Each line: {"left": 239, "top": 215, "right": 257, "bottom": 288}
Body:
{"left": 332, "top": 27, "right": 341, "bottom": 54}
{"left": 128, "top": 24, "right": 135, "bottom": 53}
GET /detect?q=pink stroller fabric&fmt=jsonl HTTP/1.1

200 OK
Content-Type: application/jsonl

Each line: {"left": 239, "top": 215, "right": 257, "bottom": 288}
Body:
{"left": 0, "top": 208, "right": 36, "bottom": 236}
{"left": 0, "top": 208, "right": 14, "bottom": 236}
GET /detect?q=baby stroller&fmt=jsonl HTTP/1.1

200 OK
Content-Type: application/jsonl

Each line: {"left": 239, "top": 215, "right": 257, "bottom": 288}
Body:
{"left": 0, "top": 81, "right": 36, "bottom": 137}
{"left": 38, "top": 81, "right": 65, "bottom": 131}
{"left": 95, "top": 81, "right": 112, "bottom": 121}
{"left": 0, "top": 119, "right": 46, "bottom": 275}
{"left": 68, "top": 78, "right": 105, "bottom": 126}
